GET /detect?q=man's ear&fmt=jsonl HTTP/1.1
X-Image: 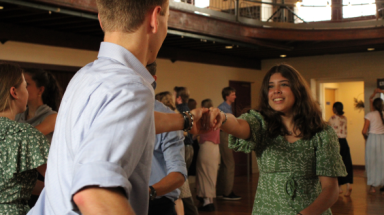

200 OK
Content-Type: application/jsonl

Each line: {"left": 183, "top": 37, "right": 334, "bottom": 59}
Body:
{"left": 9, "top": 87, "right": 18, "bottom": 100}
{"left": 39, "top": 86, "right": 45, "bottom": 96}
{"left": 153, "top": 75, "right": 158, "bottom": 82}
{"left": 150, "top": 6, "right": 162, "bottom": 34}
{"left": 98, "top": 14, "right": 104, "bottom": 31}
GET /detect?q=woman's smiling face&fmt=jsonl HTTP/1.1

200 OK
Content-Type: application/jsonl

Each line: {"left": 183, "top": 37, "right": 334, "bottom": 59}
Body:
{"left": 268, "top": 73, "right": 295, "bottom": 115}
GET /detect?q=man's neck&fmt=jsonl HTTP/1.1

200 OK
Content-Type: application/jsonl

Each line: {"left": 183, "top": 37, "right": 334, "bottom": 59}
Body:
{"left": 104, "top": 30, "right": 150, "bottom": 66}
{"left": 225, "top": 100, "right": 232, "bottom": 106}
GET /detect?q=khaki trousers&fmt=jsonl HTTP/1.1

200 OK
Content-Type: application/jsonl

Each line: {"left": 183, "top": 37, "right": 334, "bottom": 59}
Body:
{"left": 196, "top": 141, "right": 220, "bottom": 198}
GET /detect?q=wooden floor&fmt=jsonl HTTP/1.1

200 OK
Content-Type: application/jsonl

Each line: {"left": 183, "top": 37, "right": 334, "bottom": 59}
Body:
{"left": 191, "top": 169, "right": 384, "bottom": 215}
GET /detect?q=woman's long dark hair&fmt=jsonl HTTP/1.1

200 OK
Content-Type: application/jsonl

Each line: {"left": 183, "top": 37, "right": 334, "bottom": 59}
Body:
{"left": 373, "top": 98, "right": 384, "bottom": 125}
{"left": 25, "top": 69, "right": 63, "bottom": 111}
{"left": 257, "top": 63, "right": 326, "bottom": 140}
{"left": 333, "top": 102, "right": 344, "bottom": 116}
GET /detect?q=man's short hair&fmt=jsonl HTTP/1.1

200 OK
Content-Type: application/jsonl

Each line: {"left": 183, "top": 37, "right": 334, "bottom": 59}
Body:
{"left": 174, "top": 86, "right": 190, "bottom": 104}
{"left": 146, "top": 61, "right": 157, "bottom": 76}
{"left": 222, "top": 87, "right": 236, "bottom": 101}
{"left": 188, "top": 98, "right": 196, "bottom": 110}
{"left": 201, "top": 99, "right": 212, "bottom": 108}
{"left": 97, "top": 0, "right": 168, "bottom": 33}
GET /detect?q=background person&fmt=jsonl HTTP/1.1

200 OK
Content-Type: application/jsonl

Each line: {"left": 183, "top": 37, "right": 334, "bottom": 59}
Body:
{"left": 0, "top": 63, "right": 49, "bottom": 214}
{"left": 217, "top": 86, "right": 241, "bottom": 200}
{"left": 147, "top": 62, "right": 187, "bottom": 215}
{"left": 15, "top": 68, "right": 62, "bottom": 207}
{"left": 362, "top": 90, "right": 384, "bottom": 193}
{"left": 328, "top": 102, "right": 353, "bottom": 196}
{"left": 196, "top": 99, "right": 220, "bottom": 212}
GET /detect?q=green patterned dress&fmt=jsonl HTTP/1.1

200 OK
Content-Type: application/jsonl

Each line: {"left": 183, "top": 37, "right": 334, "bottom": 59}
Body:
{"left": 229, "top": 111, "right": 347, "bottom": 215}
{"left": 0, "top": 117, "right": 50, "bottom": 214}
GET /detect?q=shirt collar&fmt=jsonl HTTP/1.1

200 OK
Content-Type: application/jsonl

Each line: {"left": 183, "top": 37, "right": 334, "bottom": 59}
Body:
{"left": 97, "top": 42, "right": 155, "bottom": 85}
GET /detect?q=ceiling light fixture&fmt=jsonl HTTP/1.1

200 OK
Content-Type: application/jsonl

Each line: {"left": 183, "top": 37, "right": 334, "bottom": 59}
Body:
{"left": 280, "top": 54, "right": 287, "bottom": 58}
{"left": 296, "top": 1, "right": 301, "bottom": 7}
{"left": 225, "top": 46, "right": 233, "bottom": 49}
{"left": 367, "top": 48, "right": 375, "bottom": 51}
{"left": 0, "top": 6, "right": 4, "bottom": 9}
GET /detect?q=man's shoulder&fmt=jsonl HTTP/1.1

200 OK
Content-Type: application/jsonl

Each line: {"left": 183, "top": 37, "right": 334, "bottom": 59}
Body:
{"left": 217, "top": 101, "right": 227, "bottom": 109}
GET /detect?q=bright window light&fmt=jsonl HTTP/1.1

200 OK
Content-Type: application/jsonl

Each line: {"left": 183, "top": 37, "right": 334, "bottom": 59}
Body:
{"left": 343, "top": 0, "right": 376, "bottom": 18}
{"left": 195, "top": 0, "right": 210, "bottom": 8}
{"left": 296, "top": 0, "right": 332, "bottom": 23}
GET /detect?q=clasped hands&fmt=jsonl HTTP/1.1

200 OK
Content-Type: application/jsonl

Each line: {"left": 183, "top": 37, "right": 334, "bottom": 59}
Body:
{"left": 189, "top": 107, "right": 224, "bottom": 135}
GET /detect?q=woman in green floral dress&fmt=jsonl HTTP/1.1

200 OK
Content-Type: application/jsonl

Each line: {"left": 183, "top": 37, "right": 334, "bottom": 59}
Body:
{"left": 0, "top": 63, "right": 50, "bottom": 214}
{"left": 210, "top": 64, "right": 347, "bottom": 215}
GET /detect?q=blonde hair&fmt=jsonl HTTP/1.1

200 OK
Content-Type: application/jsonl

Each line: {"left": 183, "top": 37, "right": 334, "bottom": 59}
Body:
{"left": 160, "top": 93, "right": 176, "bottom": 111}
{"left": 0, "top": 63, "right": 24, "bottom": 112}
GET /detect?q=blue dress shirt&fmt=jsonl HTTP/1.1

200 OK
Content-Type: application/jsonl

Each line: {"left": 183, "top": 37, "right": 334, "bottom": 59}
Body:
{"left": 29, "top": 42, "right": 156, "bottom": 215}
{"left": 150, "top": 101, "right": 187, "bottom": 202}
{"left": 218, "top": 101, "right": 233, "bottom": 114}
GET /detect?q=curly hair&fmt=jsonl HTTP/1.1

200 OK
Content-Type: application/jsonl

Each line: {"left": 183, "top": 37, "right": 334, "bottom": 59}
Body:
{"left": 257, "top": 63, "right": 326, "bottom": 140}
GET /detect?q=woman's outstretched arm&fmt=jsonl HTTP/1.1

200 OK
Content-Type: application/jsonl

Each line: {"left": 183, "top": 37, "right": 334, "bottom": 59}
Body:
{"left": 207, "top": 108, "right": 251, "bottom": 140}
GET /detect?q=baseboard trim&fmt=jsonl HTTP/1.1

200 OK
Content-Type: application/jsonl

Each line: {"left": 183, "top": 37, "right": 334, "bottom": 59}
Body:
{"left": 353, "top": 165, "right": 365, "bottom": 170}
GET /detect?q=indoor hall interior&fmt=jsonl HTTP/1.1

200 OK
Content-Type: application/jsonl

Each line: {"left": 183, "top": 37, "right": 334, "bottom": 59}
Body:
{"left": 1, "top": 0, "right": 384, "bottom": 214}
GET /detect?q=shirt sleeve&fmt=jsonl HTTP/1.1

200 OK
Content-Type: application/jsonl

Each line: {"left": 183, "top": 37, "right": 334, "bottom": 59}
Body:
{"left": 315, "top": 126, "right": 347, "bottom": 177}
{"left": 228, "top": 110, "right": 265, "bottom": 153}
{"left": 365, "top": 112, "right": 372, "bottom": 121}
{"left": 3, "top": 124, "right": 49, "bottom": 180}
{"left": 161, "top": 128, "right": 187, "bottom": 181}
{"left": 70, "top": 81, "right": 154, "bottom": 201}
{"left": 19, "top": 126, "right": 50, "bottom": 172}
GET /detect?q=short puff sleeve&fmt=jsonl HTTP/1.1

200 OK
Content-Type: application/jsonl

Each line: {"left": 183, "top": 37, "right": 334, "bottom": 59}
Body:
{"left": 315, "top": 125, "right": 347, "bottom": 177}
{"left": 228, "top": 110, "right": 266, "bottom": 153}
{"left": 0, "top": 122, "right": 49, "bottom": 179}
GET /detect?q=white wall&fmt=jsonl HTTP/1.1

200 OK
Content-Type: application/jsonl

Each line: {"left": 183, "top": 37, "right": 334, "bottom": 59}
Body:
{"left": 0, "top": 41, "right": 263, "bottom": 110}
{"left": 0, "top": 41, "right": 98, "bottom": 67}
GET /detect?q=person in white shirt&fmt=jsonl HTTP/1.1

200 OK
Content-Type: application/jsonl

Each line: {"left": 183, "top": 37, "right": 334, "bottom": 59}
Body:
{"left": 328, "top": 102, "right": 353, "bottom": 196}
{"left": 362, "top": 89, "right": 384, "bottom": 193}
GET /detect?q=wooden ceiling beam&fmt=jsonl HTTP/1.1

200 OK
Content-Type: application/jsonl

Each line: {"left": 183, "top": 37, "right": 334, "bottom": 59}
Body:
{"left": 30, "top": 0, "right": 384, "bottom": 43}
{"left": 0, "top": 22, "right": 102, "bottom": 51}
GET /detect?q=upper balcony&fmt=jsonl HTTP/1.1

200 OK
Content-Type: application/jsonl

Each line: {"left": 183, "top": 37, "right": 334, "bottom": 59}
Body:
{"left": 1, "top": 0, "right": 383, "bottom": 69}
{"left": 170, "top": 0, "right": 384, "bottom": 29}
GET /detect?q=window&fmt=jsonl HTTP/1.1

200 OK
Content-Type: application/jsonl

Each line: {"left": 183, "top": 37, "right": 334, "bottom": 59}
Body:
{"left": 343, "top": 0, "right": 376, "bottom": 18}
{"left": 296, "top": 0, "right": 332, "bottom": 23}
{"left": 195, "top": 0, "right": 210, "bottom": 8}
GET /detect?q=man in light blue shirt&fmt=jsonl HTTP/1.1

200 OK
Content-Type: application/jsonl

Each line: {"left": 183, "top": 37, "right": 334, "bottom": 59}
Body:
{"left": 28, "top": 0, "right": 177, "bottom": 214}
{"left": 146, "top": 62, "right": 187, "bottom": 215}
{"left": 216, "top": 87, "right": 242, "bottom": 201}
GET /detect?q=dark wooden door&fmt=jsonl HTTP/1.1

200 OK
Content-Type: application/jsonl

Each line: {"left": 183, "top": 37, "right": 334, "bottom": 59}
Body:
{"left": 229, "top": 81, "right": 252, "bottom": 176}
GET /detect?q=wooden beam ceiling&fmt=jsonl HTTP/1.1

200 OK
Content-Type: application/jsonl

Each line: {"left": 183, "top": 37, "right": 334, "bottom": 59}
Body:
{"left": 30, "top": 0, "right": 384, "bottom": 44}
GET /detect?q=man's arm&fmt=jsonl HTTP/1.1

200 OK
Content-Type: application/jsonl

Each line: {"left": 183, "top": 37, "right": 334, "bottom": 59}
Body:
{"left": 149, "top": 172, "right": 185, "bottom": 196}
{"left": 73, "top": 187, "right": 135, "bottom": 215}
{"left": 154, "top": 108, "right": 209, "bottom": 134}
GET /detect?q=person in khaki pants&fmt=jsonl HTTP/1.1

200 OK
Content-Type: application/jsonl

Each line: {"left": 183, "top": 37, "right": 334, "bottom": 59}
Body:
{"left": 216, "top": 87, "right": 241, "bottom": 200}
